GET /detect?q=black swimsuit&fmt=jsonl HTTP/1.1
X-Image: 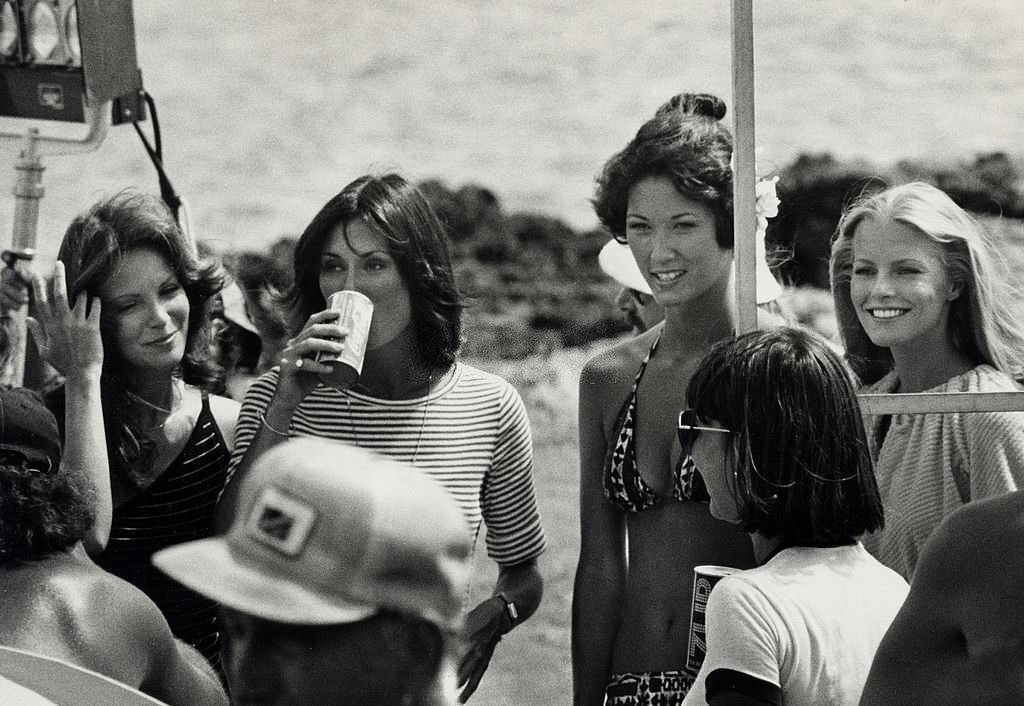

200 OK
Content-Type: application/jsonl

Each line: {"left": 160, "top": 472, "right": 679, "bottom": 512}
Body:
{"left": 603, "top": 333, "right": 708, "bottom": 512}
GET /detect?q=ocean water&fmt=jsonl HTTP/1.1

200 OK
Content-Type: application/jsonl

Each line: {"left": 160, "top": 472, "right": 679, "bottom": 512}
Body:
{"left": 0, "top": 0, "right": 1022, "bottom": 261}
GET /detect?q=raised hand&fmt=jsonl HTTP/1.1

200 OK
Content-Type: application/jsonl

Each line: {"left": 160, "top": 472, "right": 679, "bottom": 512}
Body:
{"left": 273, "top": 308, "right": 347, "bottom": 404}
{"left": 26, "top": 261, "right": 103, "bottom": 381}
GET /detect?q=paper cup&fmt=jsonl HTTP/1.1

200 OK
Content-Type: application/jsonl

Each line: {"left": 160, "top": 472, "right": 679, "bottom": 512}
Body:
{"left": 315, "top": 290, "right": 373, "bottom": 390}
{"left": 686, "top": 564, "right": 738, "bottom": 673}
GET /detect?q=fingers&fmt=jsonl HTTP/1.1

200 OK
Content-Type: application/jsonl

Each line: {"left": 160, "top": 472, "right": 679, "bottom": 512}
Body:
{"left": 85, "top": 295, "right": 101, "bottom": 323}
{"left": 283, "top": 332, "right": 346, "bottom": 361}
{"left": 51, "top": 261, "right": 69, "bottom": 311}
{"left": 25, "top": 316, "right": 44, "bottom": 349}
{"left": 72, "top": 292, "right": 101, "bottom": 324}
{"left": 278, "top": 354, "right": 331, "bottom": 375}
{"left": 457, "top": 643, "right": 495, "bottom": 703}
{"left": 308, "top": 308, "right": 342, "bottom": 325}
{"left": 302, "top": 321, "right": 349, "bottom": 342}
{"left": 30, "top": 271, "right": 50, "bottom": 313}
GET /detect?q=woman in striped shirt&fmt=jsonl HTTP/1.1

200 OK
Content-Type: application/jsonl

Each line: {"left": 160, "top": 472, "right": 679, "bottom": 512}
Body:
{"left": 27, "top": 190, "right": 240, "bottom": 674}
{"left": 220, "top": 172, "right": 546, "bottom": 703}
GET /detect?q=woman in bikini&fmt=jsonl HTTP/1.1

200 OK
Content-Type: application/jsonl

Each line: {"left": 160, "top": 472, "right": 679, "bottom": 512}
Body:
{"left": 572, "top": 93, "right": 776, "bottom": 705}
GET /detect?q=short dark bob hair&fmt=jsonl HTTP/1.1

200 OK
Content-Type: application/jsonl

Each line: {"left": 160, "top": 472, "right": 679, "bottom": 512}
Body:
{"left": 687, "top": 327, "right": 883, "bottom": 545}
{"left": 286, "top": 173, "right": 462, "bottom": 368}
{"left": 592, "top": 93, "right": 736, "bottom": 248}
{"left": 0, "top": 451, "right": 96, "bottom": 568}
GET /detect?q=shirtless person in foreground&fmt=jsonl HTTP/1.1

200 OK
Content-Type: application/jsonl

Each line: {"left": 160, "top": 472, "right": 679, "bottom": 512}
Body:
{"left": 0, "top": 386, "right": 227, "bottom": 706}
{"left": 860, "top": 490, "right": 1024, "bottom": 705}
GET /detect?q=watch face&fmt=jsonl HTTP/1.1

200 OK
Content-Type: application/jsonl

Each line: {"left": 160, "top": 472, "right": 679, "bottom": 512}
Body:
{"left": 498, "top": 593, "right": 518, "bottom": 623}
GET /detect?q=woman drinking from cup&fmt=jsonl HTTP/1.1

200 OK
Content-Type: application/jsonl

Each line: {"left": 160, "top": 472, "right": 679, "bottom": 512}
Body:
{"left": 220, "top": 172, "right": 547, "bottom": 703}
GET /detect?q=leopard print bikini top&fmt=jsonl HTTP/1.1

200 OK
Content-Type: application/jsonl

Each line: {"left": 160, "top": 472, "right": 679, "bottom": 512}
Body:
{"left": 603, "top": 333, "right": 709, "bottom": 512}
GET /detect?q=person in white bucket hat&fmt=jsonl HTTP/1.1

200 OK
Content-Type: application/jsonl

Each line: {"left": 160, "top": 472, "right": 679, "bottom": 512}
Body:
{"left": 153, "top": 436, "right": 472, "bottom": 706}
{"left": 598, "top": 240, "right": 665, "bottom": 335}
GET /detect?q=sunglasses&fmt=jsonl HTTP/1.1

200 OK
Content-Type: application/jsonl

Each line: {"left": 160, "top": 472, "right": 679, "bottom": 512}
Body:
{"left": 677, "top": 408, "right": 731, "bottom": 459}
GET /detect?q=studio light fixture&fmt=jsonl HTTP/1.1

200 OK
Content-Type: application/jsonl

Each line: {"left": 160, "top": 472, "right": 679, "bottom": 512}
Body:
{"left": 0, "top": 0, "right": 143, "bottom": 123}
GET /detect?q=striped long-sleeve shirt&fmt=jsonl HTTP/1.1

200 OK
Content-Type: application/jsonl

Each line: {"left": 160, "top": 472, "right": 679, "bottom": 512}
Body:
{"left": 229, "top": 362, "right": 547, "bottom": 566}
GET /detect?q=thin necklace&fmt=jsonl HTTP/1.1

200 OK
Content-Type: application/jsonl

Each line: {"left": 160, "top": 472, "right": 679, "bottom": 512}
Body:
{"left": 115, "top": 379, "right": 183, "bottom": 433}
{"left": 344, "top": 371, "right": 434, "bottom": 464}
{"left": 122, "top": 378, "right": 182, "bottom": 415}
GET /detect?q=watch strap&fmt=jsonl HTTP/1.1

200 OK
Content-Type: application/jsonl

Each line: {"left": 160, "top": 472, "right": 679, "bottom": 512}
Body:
{"left": 496, "top": 592, "right": 518, "bottom": 632}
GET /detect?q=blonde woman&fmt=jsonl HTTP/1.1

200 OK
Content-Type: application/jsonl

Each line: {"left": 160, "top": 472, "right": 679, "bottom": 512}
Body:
{"left": 830, "top": 181, "right": 1024, "bottom": 579}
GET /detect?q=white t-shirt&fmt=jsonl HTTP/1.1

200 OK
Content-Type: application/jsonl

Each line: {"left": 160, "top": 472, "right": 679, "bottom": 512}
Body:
{"left": 682, "top": 544, "right": 908, "bottom": 706}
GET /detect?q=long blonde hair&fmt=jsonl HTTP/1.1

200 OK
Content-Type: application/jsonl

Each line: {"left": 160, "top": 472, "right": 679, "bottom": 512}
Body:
{"left": 830, "top": 181, "right": 1024, "bottom": 383}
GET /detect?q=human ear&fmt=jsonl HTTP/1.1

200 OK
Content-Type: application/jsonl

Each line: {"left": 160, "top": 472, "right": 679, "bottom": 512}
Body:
{"left": 947, "top": 277, "right": 964, "bottom": 301}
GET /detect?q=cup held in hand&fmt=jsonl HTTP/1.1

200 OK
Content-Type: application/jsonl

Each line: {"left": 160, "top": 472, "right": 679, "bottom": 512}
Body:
{"left": 315, "top": 290, "right": 373, "bottom": 390}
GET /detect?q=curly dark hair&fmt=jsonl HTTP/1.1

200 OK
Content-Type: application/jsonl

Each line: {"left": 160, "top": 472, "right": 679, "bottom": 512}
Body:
{"left": 286, "top": 173, "right": 462, "bottom": 368}
{"left": 56, "top": 190, "right": 226, "bottom": 489}
{"left": 593, "top": 92, "right": 736, "bottom": 248}
{"left": 0, "top": 453, "right": 96, "bottom": 567}
{"left": 687, "top": 327, "right": 883, "bottom": 545}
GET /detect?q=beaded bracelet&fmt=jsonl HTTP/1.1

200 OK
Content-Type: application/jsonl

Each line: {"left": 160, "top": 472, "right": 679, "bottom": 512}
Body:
{"left": 259, "top": 412, "right": 290, "bottom": 438}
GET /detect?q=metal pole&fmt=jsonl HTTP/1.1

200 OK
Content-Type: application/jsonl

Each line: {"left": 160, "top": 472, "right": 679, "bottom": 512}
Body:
{"left": 12, "top": 129, "right": 44, "bottom": 255}
{"left": 0, "top": 102, "right": 109, "bottom": 386}
{"left": 731, "top": 0, "right": 758, "bottom": 333}
{"left": 1, "top": 129, "right": 45, "bottom": 386}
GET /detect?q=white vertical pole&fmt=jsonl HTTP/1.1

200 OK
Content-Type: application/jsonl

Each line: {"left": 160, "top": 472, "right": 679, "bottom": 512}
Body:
{"left": 731, "top": 0, "right": 758, "bottom": 333}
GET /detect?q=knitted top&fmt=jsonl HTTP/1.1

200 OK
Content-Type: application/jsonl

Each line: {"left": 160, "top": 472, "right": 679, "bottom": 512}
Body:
{"left": 860, "top": 365, "right": 1024, "bottom": 579}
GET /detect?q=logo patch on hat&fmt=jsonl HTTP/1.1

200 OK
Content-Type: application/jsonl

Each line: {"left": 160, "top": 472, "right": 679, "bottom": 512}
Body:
{"left": 245, "top": 486, "right": 317, "bottom": 557}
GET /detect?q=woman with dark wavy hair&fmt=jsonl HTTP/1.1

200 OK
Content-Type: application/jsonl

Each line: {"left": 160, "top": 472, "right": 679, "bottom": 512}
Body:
{"left": 574, "top": 93, "right": 778, "bottom": 705}
{"left": 221, "top": 172, "right": 546, "bottom": 702}
{"left": 27, "top": 189, "right": 240, "bottom": 674}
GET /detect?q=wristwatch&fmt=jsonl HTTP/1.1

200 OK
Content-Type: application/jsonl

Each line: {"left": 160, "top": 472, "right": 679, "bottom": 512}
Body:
{"left": 496, "top": 592, "right": 519, "bottom": 632}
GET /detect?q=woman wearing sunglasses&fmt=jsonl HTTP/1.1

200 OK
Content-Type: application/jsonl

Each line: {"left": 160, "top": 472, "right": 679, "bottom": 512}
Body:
{"left": 679, "top": 327, "right": 909, "bottom": 706}
{"left": 573, "top": 93, "right": 772, "bottom": 705}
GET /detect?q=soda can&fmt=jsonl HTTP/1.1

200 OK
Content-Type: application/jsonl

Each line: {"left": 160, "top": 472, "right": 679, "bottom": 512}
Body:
{"left": 315, "top": 290, "right": 374, "bottom": 390}
{"left": 686, "top": 564, "right": 737, "bottom": 674}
